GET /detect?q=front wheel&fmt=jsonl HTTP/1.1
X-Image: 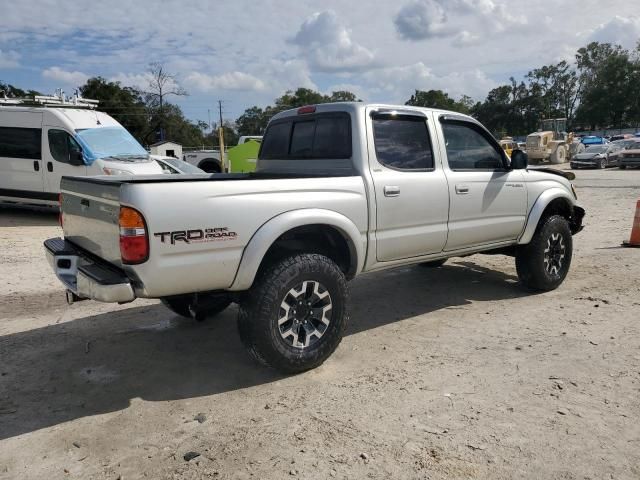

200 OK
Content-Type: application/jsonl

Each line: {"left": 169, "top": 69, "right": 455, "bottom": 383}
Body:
{"left": 516, "top": 215, "right": 573, "bottom": 291}
{"left": 238, "top": 254, "right": 348, "bottom": 373}
{"left": 599, "top": 158, "right": 606, "bottom": 169}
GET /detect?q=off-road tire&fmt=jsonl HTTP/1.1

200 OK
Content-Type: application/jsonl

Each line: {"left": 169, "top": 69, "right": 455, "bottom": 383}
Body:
{"left": 238, "top": 253, "right": 348, "bottom": 373}
{"left": 419, "top": 259, "right": 447, "bottom": 268}
{"left": 161, "top": 294, "right": 232, "bottom": 321}
{"left": 516, "top": 215, "right": 573, "bottom": 291}
{"left": 550, "top": 145, "right": 567, "bottom": 164}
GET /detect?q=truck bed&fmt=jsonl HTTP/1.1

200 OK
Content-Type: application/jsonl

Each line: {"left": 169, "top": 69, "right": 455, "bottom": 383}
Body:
{"left": 59, "top": 172, "right": 368, "bottom": 298}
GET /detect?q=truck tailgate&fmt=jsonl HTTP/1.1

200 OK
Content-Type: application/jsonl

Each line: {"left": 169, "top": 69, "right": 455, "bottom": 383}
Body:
{"left": 60, "top": 176, "right": 122, "bottom": 266}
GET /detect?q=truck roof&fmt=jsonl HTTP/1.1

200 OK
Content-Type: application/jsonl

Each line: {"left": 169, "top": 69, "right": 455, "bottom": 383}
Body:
{"left": 270, "top": 102, "right": 477, "bottom": 123}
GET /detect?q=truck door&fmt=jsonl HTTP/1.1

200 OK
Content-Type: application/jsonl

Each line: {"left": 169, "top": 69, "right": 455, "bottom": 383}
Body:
{"left": 435, "top": 116, "right": 527, "bottom": 251}
{"left": 367, "top": 108, "right": 449, "bottom": 262}
{"left": 0, "top": 112, "right": 45, "bottom": 199}
{"left": 43, "top": 128, "right": 87, "bottom": 194}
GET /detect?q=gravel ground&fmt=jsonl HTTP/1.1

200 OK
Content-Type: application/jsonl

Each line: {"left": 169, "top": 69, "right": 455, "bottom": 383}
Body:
{"left": 0, "top": 167, "right": 639, "bottom": 480}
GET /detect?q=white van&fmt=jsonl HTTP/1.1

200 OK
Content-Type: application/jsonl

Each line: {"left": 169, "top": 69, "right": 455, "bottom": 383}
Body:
{"left": 0, "top": 93, "right": 163, "bottom": 207}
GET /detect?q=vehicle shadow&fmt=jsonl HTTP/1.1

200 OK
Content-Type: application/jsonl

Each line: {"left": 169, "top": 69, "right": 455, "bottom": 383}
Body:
{"left": 0, "top": 204, "right": 59, "bottom": 227}
{"left": 0, "top": 259, "right": 529, "bottom": 439}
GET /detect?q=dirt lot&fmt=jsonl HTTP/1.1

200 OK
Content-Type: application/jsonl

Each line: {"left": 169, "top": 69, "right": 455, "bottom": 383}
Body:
{"left": 1, "top": 168, "right": 639, "bottom": 480}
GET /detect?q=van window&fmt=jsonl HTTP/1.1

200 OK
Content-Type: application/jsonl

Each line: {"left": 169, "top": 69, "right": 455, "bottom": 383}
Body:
{"left": 260, "top": 113, "right": 351, "bottom": 160}
{"left": 0, "top": 127, "right": 42, "bottom": 159}
{"left": 48, "top": 130, "right": 83, "bottom": 164}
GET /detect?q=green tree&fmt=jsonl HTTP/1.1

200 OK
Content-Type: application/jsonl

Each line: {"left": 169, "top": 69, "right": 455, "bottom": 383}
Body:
{"left": 235, "top": 87, "right": 359, "bottom": 136}
{"left": 0, "top": 82, "right": 40, "bottom": 98}
{"left": 405, "top": 89, "right": 471, "bottom": 113}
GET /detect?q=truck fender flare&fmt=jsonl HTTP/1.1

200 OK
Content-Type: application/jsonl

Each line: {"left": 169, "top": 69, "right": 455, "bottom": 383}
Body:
{"left": 518, "top": 188, "right": 574, "bottom": 244}
{"left": 229, "top": 209, "right": 365, "bottom": 291}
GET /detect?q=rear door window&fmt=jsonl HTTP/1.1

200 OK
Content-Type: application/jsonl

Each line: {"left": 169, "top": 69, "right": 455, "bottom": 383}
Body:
{"left": 372, "top": 115, "right": 434, "bottom": 170}
{"left": 0, "top": 127, "right": 42, "bottom": 159}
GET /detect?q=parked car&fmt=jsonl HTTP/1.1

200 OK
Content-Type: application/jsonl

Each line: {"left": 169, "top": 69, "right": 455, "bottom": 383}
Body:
{"left": 618, "top": 141, "right": 640, "bottom": 169}
{"left": 44, "top": 102, "right": 584, "bottom": 373}
{"left": 0, "top": 92, "right": 163, "bottom": 207}
{"left": 156, "top": 156, "right": 205, "bottom": 174}
{"left": 570, "top": 143, "right": 622, "bottom": 169}
{"left": 610, "top": 134, "right": 633, "bottom": 142}
{"left": 612, "top": 138, "right": 640, "bottom": 150}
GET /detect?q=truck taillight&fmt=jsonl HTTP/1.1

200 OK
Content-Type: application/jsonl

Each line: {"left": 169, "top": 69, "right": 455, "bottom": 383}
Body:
{"left": 119, "top": 206, "right": 149, "bottom": 264}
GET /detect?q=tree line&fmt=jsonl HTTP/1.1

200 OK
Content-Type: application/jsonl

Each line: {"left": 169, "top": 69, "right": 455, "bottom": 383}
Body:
{"left": 1, "top": 40, "right": 638, "bottom": 146}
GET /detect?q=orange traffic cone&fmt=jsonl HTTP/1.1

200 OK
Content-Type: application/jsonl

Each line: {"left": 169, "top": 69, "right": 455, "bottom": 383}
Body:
{"left": 623, "top": 200, "right": 640, "bottom": 247}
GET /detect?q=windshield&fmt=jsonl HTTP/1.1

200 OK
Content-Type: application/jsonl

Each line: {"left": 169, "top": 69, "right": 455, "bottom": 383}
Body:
{"left": 586, "top": 145, "right": 607, "bottom": 153}
{"left": 75, "top": 126, "right": 148, "bottom": 164}
{"left": 161, "top": 157, "right": 204, "bottom": 173}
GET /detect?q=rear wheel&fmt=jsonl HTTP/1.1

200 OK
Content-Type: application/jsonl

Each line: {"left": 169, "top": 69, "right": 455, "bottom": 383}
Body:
{"left": 161, "top": 294, "right": 232, "bottom": 321}
{"left": 516, "top": 215, "right": 572, "bottom": 291}
{"left": 238, "top": 253, "right": 348, "bottom": 373}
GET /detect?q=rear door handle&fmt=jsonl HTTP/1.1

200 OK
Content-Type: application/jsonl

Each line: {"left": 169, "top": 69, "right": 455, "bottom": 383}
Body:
{"left": 383, "top": 185, "right": 400, "bottom": 197}
{"left": 47, "top": 162, "right": 53, "bottom": 172}
{"left": 455, "top": 184, "right": 469, "bottom": 194}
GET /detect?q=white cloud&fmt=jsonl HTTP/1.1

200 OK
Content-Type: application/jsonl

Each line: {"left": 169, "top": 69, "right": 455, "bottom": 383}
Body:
{"left": 587, "top": 15, "right": 640, "bottom": 49}
{"left": 291, "top": 10, "right": 376, "bottom": 72}
{"left": 452, "top": 31, "right": 479, "bottom": 47}
{"left": 184, "top": 71, "right": 266, "bottom": 92}
{"left": 0, "top": 49, "right": 20, "bottom": 68}
{"left": 394, "top": 0, "right": 526, "bottom": 41}
{"left": 42, "top": 66, "right": 89, "bottom": 86}
{"left": 394, "top": 0, "right": 450, "bottom": 40}
{"left": 362, "top": 62, "right": 496, "bottom": 102}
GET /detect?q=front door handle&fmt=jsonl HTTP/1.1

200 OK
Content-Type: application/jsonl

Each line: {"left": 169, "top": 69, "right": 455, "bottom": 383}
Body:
{"left": 47, "top": 162, "right": 53, "bottom": 172}
{"left": 33, "top": 161, "right": 40, "bottom": 172}
{"left": 455, "top": 184, "right": 469, "bottom": 194}
{"left": 383, "top": 185, "right": 400, "bottom": 197}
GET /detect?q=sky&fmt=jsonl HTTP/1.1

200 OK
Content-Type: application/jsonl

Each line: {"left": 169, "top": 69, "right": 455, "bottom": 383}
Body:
{"left": 1, "top": 0, "right": 639, "bottom": 128}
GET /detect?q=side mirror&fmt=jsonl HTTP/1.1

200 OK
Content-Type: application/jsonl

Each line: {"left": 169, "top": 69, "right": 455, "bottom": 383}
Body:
{"left": 69, "top": 149, "right": 84, "bottom": 166}
{"left": 511, "top": 149, "right": 528, "bottom": 170}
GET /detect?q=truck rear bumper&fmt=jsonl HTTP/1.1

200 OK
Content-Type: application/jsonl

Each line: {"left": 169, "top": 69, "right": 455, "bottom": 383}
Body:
{"left": 44, "top": 237, "right": 136, "bottom": 303}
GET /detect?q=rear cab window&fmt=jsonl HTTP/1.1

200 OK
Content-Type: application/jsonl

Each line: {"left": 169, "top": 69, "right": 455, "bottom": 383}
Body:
{"left": 259, "top": 113, "right": 351, "bottom": 160}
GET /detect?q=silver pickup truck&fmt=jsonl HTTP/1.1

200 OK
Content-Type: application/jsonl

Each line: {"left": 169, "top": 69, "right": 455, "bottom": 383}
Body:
{"left": 45, "top": 103, "right": 584, "bottom": 372}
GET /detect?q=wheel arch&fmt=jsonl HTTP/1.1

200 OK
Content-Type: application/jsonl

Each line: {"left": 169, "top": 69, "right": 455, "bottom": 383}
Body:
{"left": 518, "top": 189, "right": 575, "bottom": 244}
{"left": 197, "top": 158, "right": 222, "bottom": 172}
{"left": 229, "top": 209, "right": 365, "bottom": 291}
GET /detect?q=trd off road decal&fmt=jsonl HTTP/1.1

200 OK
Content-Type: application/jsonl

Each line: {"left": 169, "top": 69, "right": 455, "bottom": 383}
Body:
{"left": 154, "top": 227, "right": 237, "bottom": 244}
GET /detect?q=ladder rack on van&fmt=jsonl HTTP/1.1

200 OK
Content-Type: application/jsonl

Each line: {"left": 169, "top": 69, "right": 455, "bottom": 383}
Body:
{"left": 0, "top": 89, "right": 99, "bottom": 109}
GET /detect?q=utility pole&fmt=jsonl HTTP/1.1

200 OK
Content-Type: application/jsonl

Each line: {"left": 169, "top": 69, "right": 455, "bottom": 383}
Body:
{"left": 217, "top": 100, "right": 227, "bottom": 172}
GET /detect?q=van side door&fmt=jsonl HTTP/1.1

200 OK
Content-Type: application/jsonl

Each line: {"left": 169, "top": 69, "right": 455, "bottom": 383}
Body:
{"left": 436, "top": 117, "right": 527, "bottom": 251}
{"left": 43, "top": 128, "right": 87, "bottom": 194}
{"left": 366, "top": 108, "right": 449, "bottom": 262}
{"left": 0, "top": 112, "right": 45, "bottom": 200}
